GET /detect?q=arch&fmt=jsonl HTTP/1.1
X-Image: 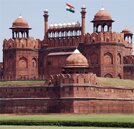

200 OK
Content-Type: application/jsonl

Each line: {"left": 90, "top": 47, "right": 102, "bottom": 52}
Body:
{"left": 103, "top": 24, "right": 108, "bottom": 32}
{"left": 117, "top": 53, "right": 121, "bottom": 64}
{"left": 32, "top": 58, "right": 37, "bottom": 68}
{"left": 104, "top": 73, "right": 113, "bottom": 78}
{"left": 104, "top": 52, "right": 113, "bottom": 65}
{"left": 97, "top": 25, "right": 101, "bottom": 32}
{"left": 19, "top": 57, "right": 28, "bottom": 68}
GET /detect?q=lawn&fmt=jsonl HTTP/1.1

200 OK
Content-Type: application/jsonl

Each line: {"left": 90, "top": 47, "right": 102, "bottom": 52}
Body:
{"left": 0, "top": 114, "right": 134, "bottom": 123}
{"left": 0, "top": 114, "right": 134, "bottom": 128}
{"left": 0, "top": 78, "right": 134, "bottom": 87}
{"left": 0, "top": 126, "right": 131, "bottom": 129}
{"left": 0, "top": 80, "right": 44, "bottom": 87}
{"left": 98, "top": 77, "right": 134, "bottom": 87}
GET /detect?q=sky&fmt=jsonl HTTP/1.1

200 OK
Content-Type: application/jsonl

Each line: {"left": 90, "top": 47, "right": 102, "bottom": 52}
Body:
{"left": 0, "top": 0, "right": 134, "bottom": 62}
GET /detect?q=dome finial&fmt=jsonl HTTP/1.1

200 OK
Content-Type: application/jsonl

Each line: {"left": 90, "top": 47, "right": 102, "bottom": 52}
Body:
{"left": 100, "top": 7, "right": 105, "bottom": 11}
{"left": 18, "top": 14, "right": 22, "bottom": 18}
{"left": 73, "top": 49, "right": 80, "bottom": 54}
{"left": 82, "top": 4, "right": 86, "bottom": 8}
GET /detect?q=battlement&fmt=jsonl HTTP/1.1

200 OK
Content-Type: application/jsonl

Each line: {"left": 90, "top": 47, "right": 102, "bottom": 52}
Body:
{"left": 83, "top": 32, "right": 132, "bottom": 48}
{"left": 44, "top": 31, "right": 132, "bottom": 48}
{"left": 47, "top": 73, "right": 97, "bottom": 86}
{"left": 3, "top": 38, "right": 40, "bottom": 49}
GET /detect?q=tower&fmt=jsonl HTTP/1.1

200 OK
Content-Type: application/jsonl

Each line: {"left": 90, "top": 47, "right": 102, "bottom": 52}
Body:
{"left": 91, "top": 8, "right": 114, "bottom": 32}
{"left": 3, "top": 16, "right": 39, "bottom": 80}
{"left": 122, "top": 27, "right": 133, "bottom": 44}
{"left": 43, "top": 9, "right": 49, "bottom": 38}
{"left": 81, "top": 5, "right": 86, "bottom": 35}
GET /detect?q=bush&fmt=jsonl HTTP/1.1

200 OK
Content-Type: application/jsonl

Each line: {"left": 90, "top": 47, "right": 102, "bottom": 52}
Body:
{"left": 0, "top": 120, "right": 134, "bottom": 128}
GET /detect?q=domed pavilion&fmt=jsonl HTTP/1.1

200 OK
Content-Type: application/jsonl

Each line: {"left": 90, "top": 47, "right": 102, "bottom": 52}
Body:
{"left": 10, "top": 15, "right": 31, "bottom": 39}
{"left": 91, "top": 8, "right": 114, "bottom": 32}
{"left": 63, "top": 49, "right": 89, "bottom": 74}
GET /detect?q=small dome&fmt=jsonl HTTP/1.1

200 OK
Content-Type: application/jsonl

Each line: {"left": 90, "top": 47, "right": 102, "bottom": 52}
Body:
{"left": 12, "top": 15, "right": 29, "bottom": 28}
{"left": 63, "top": 23, "right": 67, "bottom": 27}
{"left": 53, "top": 24, "right": 58, "bottom": 28}
{"left": 58, "top": 23, "right": 62, "bottom": 28}
{"left": 122, "top": 27, "right": 133, "bottom": 34}
{"left": 65, "top": 49, "right": 89, "bottom": 67}
{"left": 49, "top": 24, "right": 54, "bottom": 29}
{"left": 93, "top": 8, "right": 112, "bottom": 21}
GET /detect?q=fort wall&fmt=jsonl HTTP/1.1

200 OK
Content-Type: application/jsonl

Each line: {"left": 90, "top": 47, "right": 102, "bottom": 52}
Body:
{"left": 0, "top": 84, "right": 134, "bottom": 114}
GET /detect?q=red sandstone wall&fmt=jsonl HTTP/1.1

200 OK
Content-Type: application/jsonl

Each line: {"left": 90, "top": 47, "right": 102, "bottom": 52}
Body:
{"left": 3, "top": 38, "right": 39, "bottom": 80}
{"left": 0, "top": 99, "right": 60, "bottom": 114}
{"left": 73, "top": 100, "right": 134, "bottom": 114}
{"left": 0, "top": 86, "right": 60, "bottom": 98}
{"left": 0, "top": 84, "right": 134, "bottom": 114}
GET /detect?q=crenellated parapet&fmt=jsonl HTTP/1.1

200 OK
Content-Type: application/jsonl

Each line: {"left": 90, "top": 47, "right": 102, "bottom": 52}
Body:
{"left": 83, "top": 32, "right": 132, "bottom": 48}
{"left": 47, "top": 73, "right": 97, "bottom": 86}
{"left": 3, "top": 38, "right": 40, "bottom": 49}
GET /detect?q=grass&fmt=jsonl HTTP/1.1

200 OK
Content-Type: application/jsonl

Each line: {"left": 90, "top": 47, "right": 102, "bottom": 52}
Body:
{"left": 0, "top": 80, "right": 44, "bottom": 87}
{"left": 98, "top": 77, "right": 134, "bottom": 87}
{"left": 0, "top": 114, "right": 134, "bottom": 128}
{"left": 0, "top": 126, "right": 131, "bottom": 129}
{"left": 0, "top": 114, "right": 134, "bottom": 123}
{"left": 0, "top": 77, "right": 134, "bottom": 87}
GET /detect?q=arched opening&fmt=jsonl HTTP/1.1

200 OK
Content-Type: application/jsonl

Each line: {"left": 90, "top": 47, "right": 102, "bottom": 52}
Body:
{"left": 104, "top": 52, "right": 113, "bottom": 65}
{"left": 19, "top": 57, "right": 28, "bottom": 68}
{"left": 32, "top": 58, "right": 37, "bottom": 68}
{"left": 97, "top": 25, "right": 101, "bottom": 32}
{"left": 103, "top": 24, "right": 108, "bottom": 32}
{"left": 104, "top": 73, "right": 113, "bottom": 78}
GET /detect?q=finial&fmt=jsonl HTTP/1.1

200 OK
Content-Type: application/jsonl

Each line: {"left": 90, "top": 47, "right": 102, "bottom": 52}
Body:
{"left": 73, "top": 48, "right": 80, "bottom": 54}
{"left": 100, "top": 7, "right": 105, "bottom": 11}
{"left": 18, "top": 14, "right": 22, "bottom": 18}
{"left": 44, "top": 9, "right": 48, "bottom": 14}
{"left": 82, "top": 4, "right": 86, "bottom": 8}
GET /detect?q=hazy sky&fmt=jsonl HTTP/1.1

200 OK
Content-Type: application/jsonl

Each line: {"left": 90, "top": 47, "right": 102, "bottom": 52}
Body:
{"left": 0, "top": 0, "right": 134, "bottom": 61}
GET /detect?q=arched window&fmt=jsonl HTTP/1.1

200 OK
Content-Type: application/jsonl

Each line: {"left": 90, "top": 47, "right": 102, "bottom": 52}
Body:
{"left": 32, "top": 58, "right": 37, "bottom": 68}
{"left": 104, "top": 52, "right": 113, "bottom": 65}
{"left": 19, "top": 57, "right": 28, "bottom": 68}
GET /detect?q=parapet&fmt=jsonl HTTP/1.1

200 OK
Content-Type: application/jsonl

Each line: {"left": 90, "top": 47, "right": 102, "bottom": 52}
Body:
{"left": 46, "top": 73, "right": 97, "bottom": 86}
{"left": 83, "top": 32, "right": 132, "bottom": 48}
{"left": 3, "top": 38, "right": 41, "bottom": 49}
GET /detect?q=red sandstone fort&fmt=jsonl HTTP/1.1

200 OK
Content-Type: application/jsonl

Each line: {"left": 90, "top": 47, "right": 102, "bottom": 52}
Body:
{"left": 0, "top": 6, "right": 134, "bottom": 114}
